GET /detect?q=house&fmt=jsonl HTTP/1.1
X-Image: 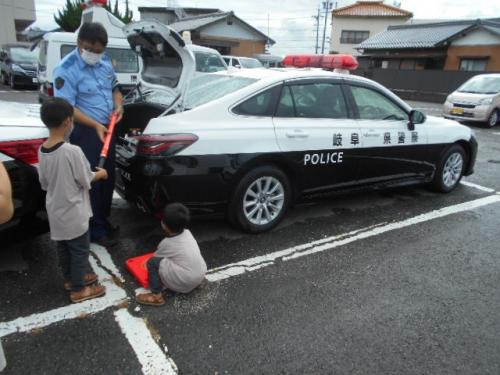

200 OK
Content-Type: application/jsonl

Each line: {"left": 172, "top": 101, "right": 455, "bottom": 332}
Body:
{"left": 330, "top": 0, "right": 412, "bottom": 56}
{"left": 356, "top": 18, "right": 500, "bottom": 71}
{"left": 0, "top": 0, "right": 36, "bottom": 44}
{"left": 138, "top": 7, "right": 275, "bottom": 56}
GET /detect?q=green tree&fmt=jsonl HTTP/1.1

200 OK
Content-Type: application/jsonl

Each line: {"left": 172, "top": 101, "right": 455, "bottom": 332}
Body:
{"left": 54, "top": 0, "right": 84, "bottom": 32}
{"left": 54, "top": 0, "right": 134, "bottom": 32}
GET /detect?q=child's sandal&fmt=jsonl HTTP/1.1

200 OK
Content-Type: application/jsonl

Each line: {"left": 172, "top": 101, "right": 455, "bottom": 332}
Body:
{"left": 137, "top": 292, "right": 165, "bottom": 306}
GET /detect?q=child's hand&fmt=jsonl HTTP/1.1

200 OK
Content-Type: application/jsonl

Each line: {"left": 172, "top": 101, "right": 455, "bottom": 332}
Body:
{"left": 95, "top": 167, "right": 108, "bottom": 180}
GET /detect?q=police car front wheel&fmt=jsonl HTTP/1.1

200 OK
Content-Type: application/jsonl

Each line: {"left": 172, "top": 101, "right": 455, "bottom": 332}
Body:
{"left": 431, "top": 144, "right": 466, "bottom": 193}
{"left": 229, "top": 166, "right": 291, "bottom": 233}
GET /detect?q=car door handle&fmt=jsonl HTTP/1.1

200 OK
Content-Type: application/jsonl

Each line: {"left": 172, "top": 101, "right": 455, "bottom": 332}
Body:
{"left": 286, "top": 130, "right": 309, "bottom": 138}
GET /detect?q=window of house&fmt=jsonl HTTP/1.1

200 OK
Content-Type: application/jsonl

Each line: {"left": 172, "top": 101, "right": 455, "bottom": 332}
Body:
{"left": 399, "top": 59, "right": 416, "bottom": 70}
{"left": 340, "top": 30, "right": 370, "bottom": 44}
{"left": 460, "top": 58, "right": 488, "bottom": 72}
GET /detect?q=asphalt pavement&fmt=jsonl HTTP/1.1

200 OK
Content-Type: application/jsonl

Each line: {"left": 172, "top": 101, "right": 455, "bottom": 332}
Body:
{"left": 1, "top": 85, "right": 500, "bottom": 374}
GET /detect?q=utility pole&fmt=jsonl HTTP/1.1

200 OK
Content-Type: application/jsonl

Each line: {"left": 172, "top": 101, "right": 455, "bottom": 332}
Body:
{"left": 313, "top": 7, "right": 321, "bottom": 54}
{"left": 321, "top": 1, "right": 333, "bottom": 54}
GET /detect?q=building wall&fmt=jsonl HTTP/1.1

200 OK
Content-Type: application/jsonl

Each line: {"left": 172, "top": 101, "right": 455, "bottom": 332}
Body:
{"left": 201, "top": 20, "right": 262, "bottom": 41}
{"left": 0, "top": 0, "right": 36, "bottom": 44}
{"left": 230, "top": 39, "right": 266, "bottom": 56}
{"left": 330, "top": 16, "right": 409, "bottom": 55}
{"left": 445, "top": 45, "right": 500, "bottom": 71}
{"left": 451, "top": 28, "right": 500, "bottom": 46}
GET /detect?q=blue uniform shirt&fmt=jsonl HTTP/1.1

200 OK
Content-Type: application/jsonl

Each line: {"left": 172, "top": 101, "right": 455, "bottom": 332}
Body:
{"left": 54, "top": 48, "right": 118, "bottom": 124}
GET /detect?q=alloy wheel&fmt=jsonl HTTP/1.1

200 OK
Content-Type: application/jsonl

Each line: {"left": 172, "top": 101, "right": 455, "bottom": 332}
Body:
{"left": 442, "top": 152, "right": 463, "bottom": 188}
{"left": 243, "top": 176, "right": 285, "bottom": 226}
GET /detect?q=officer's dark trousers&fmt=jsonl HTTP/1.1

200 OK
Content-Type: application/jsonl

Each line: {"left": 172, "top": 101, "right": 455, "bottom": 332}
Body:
{"left": 70, "top": 123, "right": 115, "bottom": 242}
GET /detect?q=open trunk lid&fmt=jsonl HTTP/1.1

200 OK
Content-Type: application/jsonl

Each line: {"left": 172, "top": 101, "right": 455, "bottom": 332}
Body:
{"left": 123, "top": 21, "right": 195, "bottom": 112}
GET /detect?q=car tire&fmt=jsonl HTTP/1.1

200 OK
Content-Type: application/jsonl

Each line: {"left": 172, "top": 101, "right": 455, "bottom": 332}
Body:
{"left": 430, "top": 144, "right": 466, "bottom": 193}
{"left": 486, "top": 109, "right": 498, "bottom": 128}
{"left": 228, "top": 165, "right": 291, "bottom": 233}
{"left": 9, "top": 74, "right": 17, "bottom": 89}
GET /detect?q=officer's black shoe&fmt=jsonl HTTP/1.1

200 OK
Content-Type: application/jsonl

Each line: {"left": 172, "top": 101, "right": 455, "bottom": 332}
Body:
{"left": 93, "top": 236, "right": 118, "bottom": 248}
{"left": 107, "top": 223, "right": 120, "bottom": 237}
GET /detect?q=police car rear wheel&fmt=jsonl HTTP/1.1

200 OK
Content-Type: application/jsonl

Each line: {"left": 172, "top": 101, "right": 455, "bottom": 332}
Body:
{"left": 229, "top": 166, "right": 291, "bottom": 233}
{"left": 431, "top": 145, "right": 465, "bottom": 193}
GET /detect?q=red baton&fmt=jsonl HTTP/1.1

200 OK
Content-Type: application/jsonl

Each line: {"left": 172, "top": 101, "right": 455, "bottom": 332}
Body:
{"left": 97, "top": 112, "right": 120, "bottom": 168}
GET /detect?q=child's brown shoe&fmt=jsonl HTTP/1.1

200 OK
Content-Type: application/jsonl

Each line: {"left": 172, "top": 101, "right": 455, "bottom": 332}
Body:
{"left": 64, "top": 272, "right": 98, "bottom": 291}
{"left": 70, "top": 284, "right": 106, "bottom": 303}
{"left": 136, "top": 292, "right": 165, "bottom": 306}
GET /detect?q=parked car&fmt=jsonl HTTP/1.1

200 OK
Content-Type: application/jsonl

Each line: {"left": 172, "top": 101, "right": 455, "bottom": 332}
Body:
{"left": 37, "top": 32, "right": 142, "bottom": 103}
{"left": 443, "top": 74, "right": 500, "bottom": 127}
{"left": 0, "top": 44, "right": 39, "bottom": 89}
{"left": 0, "top": 102, "right": 47, "bottom": 235}
{"left": 253, "top": 54, "right": 284, "bottom": 68}
{"left": 116, "top": 21, "right": 477, "bottom": 233}
{"left": 223, "top": 55, "right": 263, "bottom": 69}
{"left": 189, "top": 44, "right": 228, "bottom": 75}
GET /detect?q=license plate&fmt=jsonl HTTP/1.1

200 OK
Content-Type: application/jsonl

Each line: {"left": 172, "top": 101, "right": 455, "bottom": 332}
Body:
{"left": 32, "top": 78, "right": 38, "bottom": 83}
{"left": 451, "top": 107, "right": 464, "bottom": 115}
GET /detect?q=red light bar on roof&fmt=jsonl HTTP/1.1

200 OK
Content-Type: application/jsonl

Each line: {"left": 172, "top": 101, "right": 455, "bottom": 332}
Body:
{"left": 282, "top": 54, "right": 359, "bottom": 70}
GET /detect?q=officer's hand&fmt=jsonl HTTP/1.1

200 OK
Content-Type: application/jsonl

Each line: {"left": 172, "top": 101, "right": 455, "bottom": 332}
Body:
{"left": 95, "top": 124, "right": 108, "bottom": 143}
{"left": 113, "top": 105, "right": 124, "bottom": 123}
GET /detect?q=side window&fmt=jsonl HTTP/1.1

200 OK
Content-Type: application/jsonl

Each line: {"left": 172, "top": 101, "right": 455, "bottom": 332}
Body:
{"left": 350, "top": 86, "right": 407, "bottom": 121}
{"left": 233, "top": 85, "right": 280, "bottom": 117}
{"left": 61, "top": 44, "right": 74, "bottom": 59}
{"left": 231, "top": 59, "right": 240, "bottom": 67}
{"left": 276, "top": 83, "right": 348, "bottom": 119}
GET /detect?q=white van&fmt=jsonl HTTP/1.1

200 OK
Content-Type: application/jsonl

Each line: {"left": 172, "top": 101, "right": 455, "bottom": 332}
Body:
{"left": 37, "top": 32, "right": 141, "bottom": 102}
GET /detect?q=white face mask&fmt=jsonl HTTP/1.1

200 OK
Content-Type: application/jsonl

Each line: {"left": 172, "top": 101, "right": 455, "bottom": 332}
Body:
{"left": 81, "top": 49, "right": 104, "bottom": 66}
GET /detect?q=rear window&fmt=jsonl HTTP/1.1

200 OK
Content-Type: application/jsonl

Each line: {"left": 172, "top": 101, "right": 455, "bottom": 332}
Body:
{"left": 185, "top": 75, "right": 257, "bottom": 109}
{"left": 61, "top": 45, "right": 139, "bottom": 73}
{"left": 240, "top": 58, "right": 263, "bottom": 69}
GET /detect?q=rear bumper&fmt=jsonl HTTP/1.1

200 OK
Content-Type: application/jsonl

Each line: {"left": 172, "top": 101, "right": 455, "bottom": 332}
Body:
{"left": 114, "top": 155, "right": 230, "bottom": 215}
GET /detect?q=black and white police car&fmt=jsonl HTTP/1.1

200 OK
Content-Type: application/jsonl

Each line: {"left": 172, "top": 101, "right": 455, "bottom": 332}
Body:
{"left": 115, "top": 21, "right": 477, "bottom": 233}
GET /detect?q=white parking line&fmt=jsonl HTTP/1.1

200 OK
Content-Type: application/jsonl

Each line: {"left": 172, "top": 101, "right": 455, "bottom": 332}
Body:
{"left": 91, "top": 243, "right": 125, "bottom": 282}
{"left": 206, "top": 194, "right": 500, "bottom": 282}
{"left": 460, "top": 180, "right": 496, "bottom": 193}
{"left": 0, "top": 254, "right": 127, "bottom": 338}
{"left": 114, "top": 309, "right": 178, "bottom": 375}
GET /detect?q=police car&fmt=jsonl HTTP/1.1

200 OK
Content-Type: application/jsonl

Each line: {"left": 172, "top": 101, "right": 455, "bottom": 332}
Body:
{"left": 115, "top": 21, "right": 478, "bottom": 233}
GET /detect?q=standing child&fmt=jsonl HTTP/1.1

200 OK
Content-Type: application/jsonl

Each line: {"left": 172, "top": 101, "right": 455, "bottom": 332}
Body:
{"left": 38, "top": 97, "right": 107, "bottom": 303}
{"left": 137, "top": 203, "right": 207, "bottom": 306}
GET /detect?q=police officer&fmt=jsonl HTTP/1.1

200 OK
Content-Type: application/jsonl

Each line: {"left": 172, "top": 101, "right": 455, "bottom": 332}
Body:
{"left": 54, "top": 22, "right": 123, "bottom": 247}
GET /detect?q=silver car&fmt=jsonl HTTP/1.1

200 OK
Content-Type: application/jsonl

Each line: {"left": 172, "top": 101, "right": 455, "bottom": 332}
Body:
{"left": 443, "top": 74, "right": 500, "bottom": 127}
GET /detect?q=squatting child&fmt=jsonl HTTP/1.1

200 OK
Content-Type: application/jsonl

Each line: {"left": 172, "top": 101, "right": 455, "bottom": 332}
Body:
{"left": 38, "top": 97, "right": 108, "bottom": 303}
{"left": 137, "top": 203, "right": 207, "bottom": 306}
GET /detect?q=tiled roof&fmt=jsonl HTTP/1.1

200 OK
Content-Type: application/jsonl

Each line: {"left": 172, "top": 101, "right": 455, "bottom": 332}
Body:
{"left": 333, "top": 1, "right": 412, "bottom": 17}
{"left": 357, "top": 19, "right": 500, "bottom": 50}
{"left": 169, "top": 11, "right": 275, "bottom": 44}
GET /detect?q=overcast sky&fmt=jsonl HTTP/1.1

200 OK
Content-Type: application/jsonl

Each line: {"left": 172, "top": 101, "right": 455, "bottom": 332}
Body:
{"left": 33, "top": 0, "right": 500, "bottom": 55}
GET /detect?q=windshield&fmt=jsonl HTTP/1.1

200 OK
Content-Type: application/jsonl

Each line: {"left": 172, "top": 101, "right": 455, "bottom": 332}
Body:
{"left": 240, "top": 58, "right": 263, "bottom": 69}
{"left": 61, "top": 45, "right": 140, "bottom": 73}
{"left": 457, "top": 75, "right": 500, "bottom": 94}
{"left": 10, "top": 48, "right": 38, "bottom": 64}
{"left": 194, "top": 52, "right": 227, "bottom": 73}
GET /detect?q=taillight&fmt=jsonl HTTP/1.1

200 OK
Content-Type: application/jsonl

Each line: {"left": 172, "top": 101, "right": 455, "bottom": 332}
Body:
{"left": 0, "top": 138, "right": 46, "bottom": 165}
{"left": 44, "top": 82, "right": 54, "bottom": 96}
{"left": 135, "top": 134, "right": 198, "bottom": 156}
{"left": 283, "top": 54, "right": 359, "bottom": 70}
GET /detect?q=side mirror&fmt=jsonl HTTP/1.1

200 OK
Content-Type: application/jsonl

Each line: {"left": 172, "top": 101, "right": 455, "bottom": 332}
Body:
{"left": 408, "top": 109, "right": 426, "bottom": 131}
{"left": 234, "top": 64, "right": 241, "bottom": 69}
